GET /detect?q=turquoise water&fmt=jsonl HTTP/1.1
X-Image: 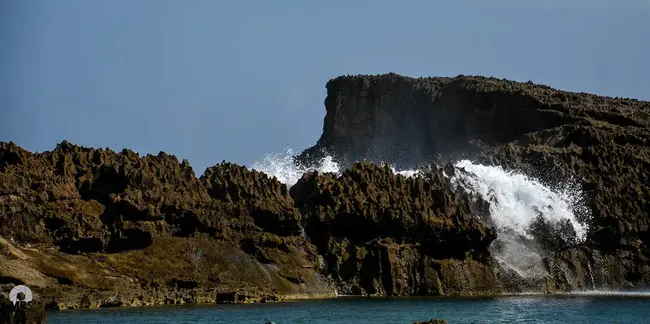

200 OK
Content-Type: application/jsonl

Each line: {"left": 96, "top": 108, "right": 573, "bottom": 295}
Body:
{"left": 47, "top": 294, "right": 650, "bottom": 323}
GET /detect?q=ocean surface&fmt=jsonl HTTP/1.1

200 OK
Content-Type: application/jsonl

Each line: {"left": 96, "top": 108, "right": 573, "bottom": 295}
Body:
{"left": 47, "top": 293, "right": 650, "bottom": 324}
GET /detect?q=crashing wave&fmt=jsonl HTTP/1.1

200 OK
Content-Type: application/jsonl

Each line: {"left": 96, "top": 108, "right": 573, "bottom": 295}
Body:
{"left": 252, "top": 150, "right": 591, "bottom": 280}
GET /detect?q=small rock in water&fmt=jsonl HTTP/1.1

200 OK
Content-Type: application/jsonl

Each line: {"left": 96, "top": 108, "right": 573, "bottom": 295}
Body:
{"left": 412, "top": 319, "right": 448, "bottom": 324}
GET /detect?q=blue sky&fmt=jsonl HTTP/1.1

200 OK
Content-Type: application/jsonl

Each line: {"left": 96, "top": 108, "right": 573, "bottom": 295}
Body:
{"left": 1, "top": 0, "right": 648, "bottom": 174}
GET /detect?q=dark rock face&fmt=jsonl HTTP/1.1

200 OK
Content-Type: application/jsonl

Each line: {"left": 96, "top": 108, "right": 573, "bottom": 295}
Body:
{"left": 291, "top": 162, "right": 499, "bottom": 295}
{"left": 299, "top": 73, "right": 650, "bottom": 291}
{"left": 0, "top": 295, "right": 46, "bottom": 324}
{"left": 298, "top": 74, "right": 646, "bottom": 169}
{"left": 201, "top": 162, "right": 301, "bottom": 236}
{"left": 298, "top": 74, "right": 574, "bottom": 169}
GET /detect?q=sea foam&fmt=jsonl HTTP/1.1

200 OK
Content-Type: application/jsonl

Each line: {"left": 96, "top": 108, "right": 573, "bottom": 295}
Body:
{"left": 252, "top": 151, "right": 591, "bottom": 279}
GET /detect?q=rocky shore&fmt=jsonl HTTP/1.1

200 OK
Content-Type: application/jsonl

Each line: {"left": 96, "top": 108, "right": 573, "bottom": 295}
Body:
{"left": 2, "top": 74, "right": 650, "bottom": 320}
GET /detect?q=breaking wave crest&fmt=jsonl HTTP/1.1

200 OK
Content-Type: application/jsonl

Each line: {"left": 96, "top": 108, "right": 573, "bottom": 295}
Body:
{"left": 251, "top": 149, "right": 340, "bottom": 187}
{"left": 450, "top": 160, "right": 590, "bottom": 242}
{"left": 252, "top": 151, "right": 591, "bottom": 279}
{"left": 450, "top": 160, "right": 591, "bottom": 278}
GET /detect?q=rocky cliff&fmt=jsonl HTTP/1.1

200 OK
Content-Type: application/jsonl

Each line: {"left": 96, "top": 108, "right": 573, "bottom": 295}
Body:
{"left": 299, "top": 73, "right": 650, "bottom": 291}
{"left": 0, "top": 139, "right": 506, "bottom": 311}
{"left": 2, "top": 73, "right": 650, "bottom": 314}
{"left": 290, "top": 163, "right": 502, "bottom": 296}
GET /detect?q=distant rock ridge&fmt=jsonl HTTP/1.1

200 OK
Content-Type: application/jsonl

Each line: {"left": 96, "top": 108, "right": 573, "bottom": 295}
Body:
{"left": 2, "top": 73, "right": 650, "bottom": 317}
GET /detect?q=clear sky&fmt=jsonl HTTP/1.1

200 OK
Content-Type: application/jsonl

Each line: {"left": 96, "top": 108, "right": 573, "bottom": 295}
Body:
{"left": 1, "top": 0, "right": 648, "bottom": 174}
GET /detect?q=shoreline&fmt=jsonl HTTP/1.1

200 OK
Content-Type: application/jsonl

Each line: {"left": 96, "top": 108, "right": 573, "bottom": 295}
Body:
{"left": 42, "top": 288, "right": 650, "bottom": 313}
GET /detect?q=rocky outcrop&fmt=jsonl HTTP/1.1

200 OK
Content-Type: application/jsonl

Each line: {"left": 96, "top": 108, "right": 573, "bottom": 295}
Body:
{"left": 298, "top": 74, "right": 648, "bottom": 168}
{"left": 0, "top": 138, "right": 506, "bottom": 316}
{"left": 0, "top": 139, "right": 510, "bottom": 310}
{"left": 291, "top": 162, "right": 500, "bottom": 296}
{"left": 412, "top": 320, "right": 448, "bottom": 324}
{"left": 201, "top": 162, "right": 301, "bottom": 236}
{"left": 0, "top": 141, "right": 332, "bottom": 311}
{"left": 2, "top": 73, "right": 650, "bottom": 317}
{"left": 299, "top": 73, "right": 650, "bottom": 291}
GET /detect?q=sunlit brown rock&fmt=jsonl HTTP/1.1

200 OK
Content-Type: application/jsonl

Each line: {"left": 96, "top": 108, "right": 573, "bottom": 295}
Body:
{"left": 2, "top": 73, "right": 650, "bottom": 315}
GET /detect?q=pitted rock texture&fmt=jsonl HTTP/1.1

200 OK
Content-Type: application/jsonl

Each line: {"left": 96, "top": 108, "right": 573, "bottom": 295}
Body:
{"left": 201, "top": 162, "right": 301, "bottom": 236}
{"left": 290, "top": 162, "right": 500, "bottom": 296}
{"left": 412, "top": 320, "right": 448, "bottom": 324}
{"left": 0, "top": 139, "right": 507, "bottom": 314}
{"left": 0, "top": 141, "right": 331, "bottom": 311}
{"left": 299, "top": 73, "right": 650, "bottom": 291}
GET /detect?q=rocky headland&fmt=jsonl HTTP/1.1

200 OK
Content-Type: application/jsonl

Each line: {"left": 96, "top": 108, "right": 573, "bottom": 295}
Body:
{"left": 1, "top": 73, "right": 650, "bottom": 317}
{"left": 298, "top": 73, "right": 650, "bottom": 291}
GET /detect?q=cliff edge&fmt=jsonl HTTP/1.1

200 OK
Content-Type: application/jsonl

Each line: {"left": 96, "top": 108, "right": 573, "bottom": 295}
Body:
{"left": 299, "top": 73, "right": 650, "bottom": 290}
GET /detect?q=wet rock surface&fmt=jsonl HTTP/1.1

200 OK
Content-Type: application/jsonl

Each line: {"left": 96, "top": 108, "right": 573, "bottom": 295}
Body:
{"left": 2, "top": 73, "right": 650, "bottom": 317}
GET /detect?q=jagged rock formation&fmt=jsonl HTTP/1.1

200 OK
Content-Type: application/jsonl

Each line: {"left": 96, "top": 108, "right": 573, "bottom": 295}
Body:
{"left": 2, "top": 73, "right": 650, "bottom": 317}
{"left": 0, "top": 139, "right": 514, "bottom": 312}
{"left": 0, "top": 141, "right": 331, "bottom": 310}
{"left": 299, "top": 73, "right": 650, "bottom": 291}
{"left": 291, "top": 163, "right": 500, "bottom": 296}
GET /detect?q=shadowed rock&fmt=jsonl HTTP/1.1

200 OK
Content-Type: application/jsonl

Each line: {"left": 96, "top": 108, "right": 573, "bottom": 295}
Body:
{"left": 201, "top": 162, "right": 301, "bottom": 236}
{"left": 291, "top": 162, "right": 499, "bottom": 296}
